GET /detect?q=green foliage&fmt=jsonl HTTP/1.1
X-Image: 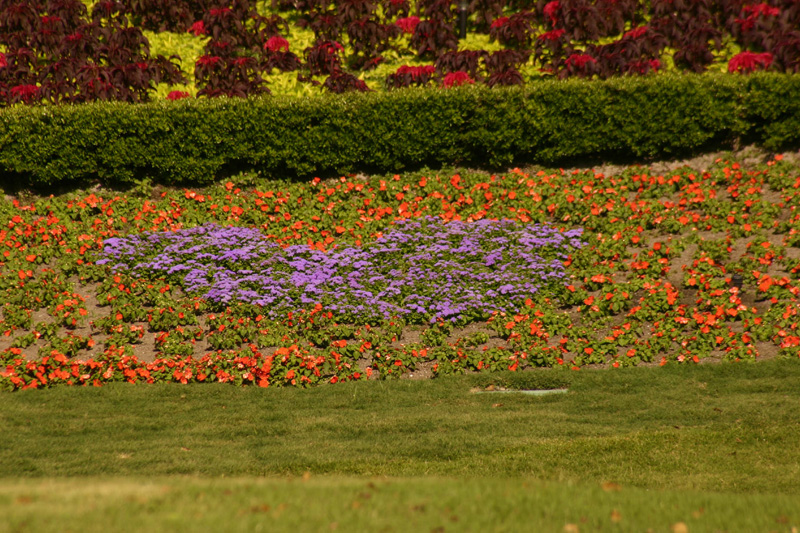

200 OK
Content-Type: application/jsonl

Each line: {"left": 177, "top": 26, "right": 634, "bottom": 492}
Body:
{"left": 467, "top": 369, "right": 572, "bottom": 390}
{"left": 2, "top": 74, "right": 799, "bottom": 189}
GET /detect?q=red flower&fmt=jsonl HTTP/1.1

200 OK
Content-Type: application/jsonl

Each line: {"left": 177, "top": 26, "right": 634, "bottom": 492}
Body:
{"left": 543, "top": 1, "right": 560, "bottom": 25}
{"left": 264, "top": 35, "right": 290, "bottom": 52}
{"left": 166, "top": 91, "right": 191, "bottom": 100}
{"left": 323, "top": 41, "right": 344, "bottom": 54}
{"left": 537, "top": 29, "right": 565, "bottom": 42}
{"left": 623, "top": 26, "right": 648, "bottom": 40}
{"left": 442, "top": 71, "right": 474, "bottom": 88}
{"left": 196, "top": 55, "right": 222, "bottom": 67}
{"left": 0, "top": 53, "right": 6, "bottom": 69}
{"left": 728, "top": 51, "right": 772, "bottom": 73}
{"left": 742, "top": 3, "right": 780, "bottom": 18}
{"left": 188, "top": 20, "right": 206, "bottom": 36}
{"left": 490, "top": 16, "right": 509, "bottom": 29}
{"left": 209, "top": 7, "right": 231, "bottom": 17}
{"left": 737, "top": 4, "right": 780, "bottom": 31}
{"left": 625, "top": 59, "right": 661, "bottom": 75}
{"left": 397, "top": 65, "right": 435, "bottom": 77}
{"left": 566, "top": 53, "right": 596, "bottom": 68}
{"left": 10, "top": 84, "right": 40, "bottom": 103}
{"left": 395, "top": 16, "right": 420, "bottom": 34}
{"left": 365, "top": 56, "right": 384, "bottom": 69}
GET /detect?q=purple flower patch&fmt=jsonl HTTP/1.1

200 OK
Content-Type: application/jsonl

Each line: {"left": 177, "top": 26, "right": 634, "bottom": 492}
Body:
{"left": 98, "top": 217, "right": 585, "bottom": 324}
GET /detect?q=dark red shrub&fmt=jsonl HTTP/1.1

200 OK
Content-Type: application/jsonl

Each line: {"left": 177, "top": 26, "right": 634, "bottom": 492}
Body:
{"left": 382, "top": 0, "right": 410, "bottom": 20}
{"left": 561, "top": 52, "right": 597, "bottom": 78}
{"left": 417, "top": 0, "right": 456, "bottom": 22}
{"left": 769, "top": 30, "right": 800, "bottom": 73}
{"left": 322, "top": 68, "right": 371, "bottom": 93}
{"left": 484, "top": 49, "right": 528, "bottom": 86}
{"left": 587, "top": 25, "right": 667, "bottom": 79}
{"left": 410, "top": 18, "right": 457, "bottom": 59}
{"left": 90, "top": 1, "right": 130, "bottom": 25}
{"left": 362, "top": 56, "right": 384, "bottom": 70}
{"left": 489, "top": 11, "right": 536, "bottom": 49}
{"left": 435, "top": 49, "right": 487, "bottom": 79}
{"left": 297, "top": 7, "right": 343, "bottom": 42}
{"left": 124, "top": 0, "right": 198, "bottom": 33}
{"left": 650, "top": 0, "right": 722, "bottom": 72}
{"left": 304, "top": 40, "right": 344, "bottom": 75}
{"left": 0, "top": 0, "right": 184, "bottom": 105}
{"left": 533, "top": 27, "right": 569, "bottom": 73}
{"left": 536, "top": 0, "right": 640, "bottom": 40}
{"left": 196, "top": 54, "right": 269, "bottom": 97}
{"left": 336, "top": 0, "right": 376, "bottom": 26}
{"left": 386, "top": 64, "right": 435, "bottom": 88}
{"left": 346, "top": 17, "right": 400, "bottom": 69}
{"left": 465, "top": 0, "right": 505, "bottom": 32}
{"left": 263, "top": 36, "right": 301, "bottom": 72}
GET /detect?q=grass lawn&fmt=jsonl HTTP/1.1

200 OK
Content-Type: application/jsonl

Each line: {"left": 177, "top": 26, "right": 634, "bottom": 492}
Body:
{"left": 2, "top": 359, "right": 799, "bottom": 531}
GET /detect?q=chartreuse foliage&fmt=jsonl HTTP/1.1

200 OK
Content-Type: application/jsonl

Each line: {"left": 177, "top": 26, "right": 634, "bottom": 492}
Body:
{"left": 1, "top": 73, "right": 799, "bottom": 188}
{"left": 1, "top": 360, "right": 799, "bottom": 531}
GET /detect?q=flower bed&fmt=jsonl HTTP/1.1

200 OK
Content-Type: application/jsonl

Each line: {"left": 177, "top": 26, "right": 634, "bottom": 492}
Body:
{"left": 2, "top": 155, "right": 800, "bottom": 390}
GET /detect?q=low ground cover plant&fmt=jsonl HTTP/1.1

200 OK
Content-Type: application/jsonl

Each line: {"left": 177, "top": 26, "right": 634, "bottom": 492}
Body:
{"left": 2, "top": 152, "right": 800, "bottom": 391}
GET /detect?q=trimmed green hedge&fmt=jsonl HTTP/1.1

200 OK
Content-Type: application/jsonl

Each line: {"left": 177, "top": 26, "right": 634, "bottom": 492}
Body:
{"left": 1, "top": 73, "right": 798, "bottom": 188}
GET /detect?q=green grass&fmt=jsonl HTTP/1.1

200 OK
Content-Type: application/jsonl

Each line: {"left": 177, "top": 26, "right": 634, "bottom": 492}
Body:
{"left": 3, "top": 360, "right": 800, "bottom": 530}
{"left": 1, "top": 476, "right": 798, "bottom": 532}
{"left": 2, "top": 360, "right": 800, "bottom": 488}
